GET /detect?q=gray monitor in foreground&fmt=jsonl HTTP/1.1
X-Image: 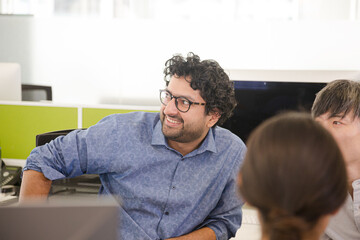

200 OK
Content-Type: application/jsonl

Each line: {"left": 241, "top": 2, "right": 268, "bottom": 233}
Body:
{"left": 0, "top": 198, "right": 119, "bottom": 240}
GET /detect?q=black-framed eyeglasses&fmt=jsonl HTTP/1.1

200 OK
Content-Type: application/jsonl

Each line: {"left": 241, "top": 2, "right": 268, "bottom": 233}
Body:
{"left": 159, "top": 89, "right": 206, "bottom": 113}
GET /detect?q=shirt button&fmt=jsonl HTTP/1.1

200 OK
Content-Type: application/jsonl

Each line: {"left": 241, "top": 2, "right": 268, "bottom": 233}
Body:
{"left": 172, "top": 186, "right": 176, "bottom": 189}
{"left": 165, "top": 211, "right": 169, "bottom": 215}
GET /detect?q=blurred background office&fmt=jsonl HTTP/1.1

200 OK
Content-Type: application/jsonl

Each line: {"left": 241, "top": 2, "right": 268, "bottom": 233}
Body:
{"left": 1, "top": 0, "right": 360, "bottom": 106}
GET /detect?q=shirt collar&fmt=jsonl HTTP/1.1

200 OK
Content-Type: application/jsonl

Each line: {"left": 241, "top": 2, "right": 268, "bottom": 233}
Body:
{"left": 151, "top": 118, "right": 218, "bottom": 155}
{"left": 151, "top": 119, "right": 167, "bottom": 146}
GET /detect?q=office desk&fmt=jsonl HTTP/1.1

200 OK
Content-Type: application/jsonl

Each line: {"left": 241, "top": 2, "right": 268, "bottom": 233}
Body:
{"left": 231, "top": 207, "right": 261, "bottom": 240}
{"left": 0, "top": 194, "right": 18, "bottom": 206}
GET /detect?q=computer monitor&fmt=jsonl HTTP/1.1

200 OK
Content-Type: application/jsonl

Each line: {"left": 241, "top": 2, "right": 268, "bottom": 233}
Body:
{"left": 22, "top": 84, "right": 52, "bottom": 101}
{"left": 0, "top": 197, "right": 119, "bottom": 240}
{"left": 0, "top": 63, "right": 21, "bottom": 101}
{"left": 221, "top": 80, "right": 327, "bottom": 143}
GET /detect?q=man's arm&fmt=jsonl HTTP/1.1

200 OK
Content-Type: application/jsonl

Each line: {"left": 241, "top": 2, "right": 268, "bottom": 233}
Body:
{"left": 166, "top": 227, "right": 216, "bottom": 240}
{"left": 19, "top": 169, "right": 52, "bottom": 202}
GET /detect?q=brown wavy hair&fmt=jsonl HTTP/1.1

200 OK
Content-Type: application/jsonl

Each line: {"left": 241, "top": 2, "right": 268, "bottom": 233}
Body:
{"left": 239, "top": 112, "right": 347, "bottom": 240}
{"left": 163, "top": 52, "right": 236, "bottom": 126}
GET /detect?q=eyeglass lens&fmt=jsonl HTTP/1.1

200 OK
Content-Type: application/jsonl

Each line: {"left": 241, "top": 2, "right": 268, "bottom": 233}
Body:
{"left": 160, "top": 91, "right": 190, "bottom": 112}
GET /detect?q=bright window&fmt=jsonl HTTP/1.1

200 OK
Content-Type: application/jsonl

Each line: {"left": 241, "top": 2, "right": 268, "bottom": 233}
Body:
{"left": 0, "top": 0, "right": 358, "bottom": 21}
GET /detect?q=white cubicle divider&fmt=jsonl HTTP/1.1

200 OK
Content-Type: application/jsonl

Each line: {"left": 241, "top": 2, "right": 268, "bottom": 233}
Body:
{"left": 0, "top": 63, "right": 21, "bottom": 101}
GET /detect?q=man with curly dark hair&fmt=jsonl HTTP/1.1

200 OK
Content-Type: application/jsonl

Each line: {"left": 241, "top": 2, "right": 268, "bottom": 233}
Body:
{"left": 20, "top": 53, "right": 246, "bottom": 240}
{"left": 163, "top": 52, "right": 237, "bottom": 127}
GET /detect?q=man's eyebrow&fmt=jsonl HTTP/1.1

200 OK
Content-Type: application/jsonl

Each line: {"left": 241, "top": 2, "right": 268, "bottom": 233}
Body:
{"left": 330, "top": 113, "right": 349, "bottom": 120}
{"left": 165, "top": 88, "right": 196, "bottom": 101}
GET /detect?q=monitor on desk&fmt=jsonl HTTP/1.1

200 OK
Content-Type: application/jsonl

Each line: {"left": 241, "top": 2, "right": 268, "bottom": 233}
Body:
{"left": 22, "top": 84, "right": 52, "bottom": 101}
{"left": 0, "top": 198, "right": 119, "bottom": 240}
{"left": 222, "top": 80, "right": 327, "bottom": 143}
{"left": 0, "top": 63, "right": 21, "bottom": 101}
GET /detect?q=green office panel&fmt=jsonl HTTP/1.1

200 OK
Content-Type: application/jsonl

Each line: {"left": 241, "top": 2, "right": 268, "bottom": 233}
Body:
{"left": 82, "top": 108, "right": 158, "bottom": 128}
{"left": 0, "top": 105, "right": 78, "bottom": 160}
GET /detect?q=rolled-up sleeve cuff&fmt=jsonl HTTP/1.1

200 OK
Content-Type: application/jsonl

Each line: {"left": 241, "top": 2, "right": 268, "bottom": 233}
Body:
{"left": 206, "top": 221, "right": 229, "bottom": 240}
{"left": 23, "top": 163, "right": 66, "bottom": 180}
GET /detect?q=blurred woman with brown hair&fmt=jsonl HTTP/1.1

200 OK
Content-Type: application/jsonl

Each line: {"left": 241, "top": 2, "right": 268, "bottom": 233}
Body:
{"left": 238, "top": 112, "right": 348, "bottom": 240}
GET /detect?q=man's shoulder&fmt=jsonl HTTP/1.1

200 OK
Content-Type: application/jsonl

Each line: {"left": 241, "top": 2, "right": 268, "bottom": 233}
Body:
{"left": 213, "top": 126, "right": 246, "bottom": 147}
{"left": 324, "top": 194, "right": 360, "bottom": 239}
{"left": 212, "top": 126, "right": 246, "bottom": 161}
{"left": 85, "top": 112, "right": 159, "bottom": 140}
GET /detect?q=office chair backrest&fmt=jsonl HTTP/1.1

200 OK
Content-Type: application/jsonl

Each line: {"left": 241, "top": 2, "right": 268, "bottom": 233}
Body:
{"left": 36, "top": 129, "right": 78, "bottom": 147}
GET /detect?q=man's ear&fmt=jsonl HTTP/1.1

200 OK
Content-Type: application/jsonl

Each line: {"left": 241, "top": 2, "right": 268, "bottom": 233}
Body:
{"left": 206, "top": 109, "right": 221, "bottom": 128}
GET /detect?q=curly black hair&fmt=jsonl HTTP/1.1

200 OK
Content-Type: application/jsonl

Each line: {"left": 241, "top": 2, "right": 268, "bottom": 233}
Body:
{"left": 163, "top": 52, "right": 237, "bottom": 126}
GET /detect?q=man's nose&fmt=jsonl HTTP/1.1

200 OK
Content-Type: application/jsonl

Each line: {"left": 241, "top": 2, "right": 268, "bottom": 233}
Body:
{"left": 164, "top": 98, "right": 178, "bottom": 115}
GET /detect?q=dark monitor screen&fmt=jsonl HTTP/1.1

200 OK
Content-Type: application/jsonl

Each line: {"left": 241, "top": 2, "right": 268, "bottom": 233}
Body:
{"left": 221, "top": 81, "right": 327, "bottom": 143}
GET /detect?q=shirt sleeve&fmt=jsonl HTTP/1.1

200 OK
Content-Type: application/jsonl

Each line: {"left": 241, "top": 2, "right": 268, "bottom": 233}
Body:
{"left": 198, "top": 148, "right": 246, "bottom": 240}
{"left": 23, "top": 114, "right": 120, "bottom": 180}
{"left": 23, "top": 129, "right": 87, "bottom": 180}
{"left": 352, "top": 179, "right": 360, "bottom": 231}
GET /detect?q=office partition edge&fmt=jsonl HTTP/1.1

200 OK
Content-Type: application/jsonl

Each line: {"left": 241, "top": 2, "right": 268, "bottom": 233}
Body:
{"left": 0, "top": 101, "right": 159, "bottom": 160}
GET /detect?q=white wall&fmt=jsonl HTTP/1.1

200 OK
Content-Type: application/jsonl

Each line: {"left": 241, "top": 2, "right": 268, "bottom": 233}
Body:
{"left": 1, "top": 15, "right": 360, "bottom": 105}
{"left": 0, "top": 15, "right": 33, "bottom": 84}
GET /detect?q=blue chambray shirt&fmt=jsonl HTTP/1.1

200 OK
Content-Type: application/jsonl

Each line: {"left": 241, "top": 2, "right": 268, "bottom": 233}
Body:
{"left": 24, "top": 112, "right": 246, "bottom": 240}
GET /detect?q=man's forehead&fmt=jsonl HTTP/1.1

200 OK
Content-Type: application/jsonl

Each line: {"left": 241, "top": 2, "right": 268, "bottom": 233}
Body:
{"left": 167, "top": 79, "right": 201, "bottom": 101}
{"left": 172, "top": 74, "right": 192, "bottom": 82}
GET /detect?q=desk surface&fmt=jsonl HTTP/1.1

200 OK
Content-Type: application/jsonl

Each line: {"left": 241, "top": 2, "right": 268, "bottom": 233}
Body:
{"left": 0, "top": 194, "right": 18, "bottom": 206}
{"left": 231, "top": 207, "right": 261, "bottom": 240}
